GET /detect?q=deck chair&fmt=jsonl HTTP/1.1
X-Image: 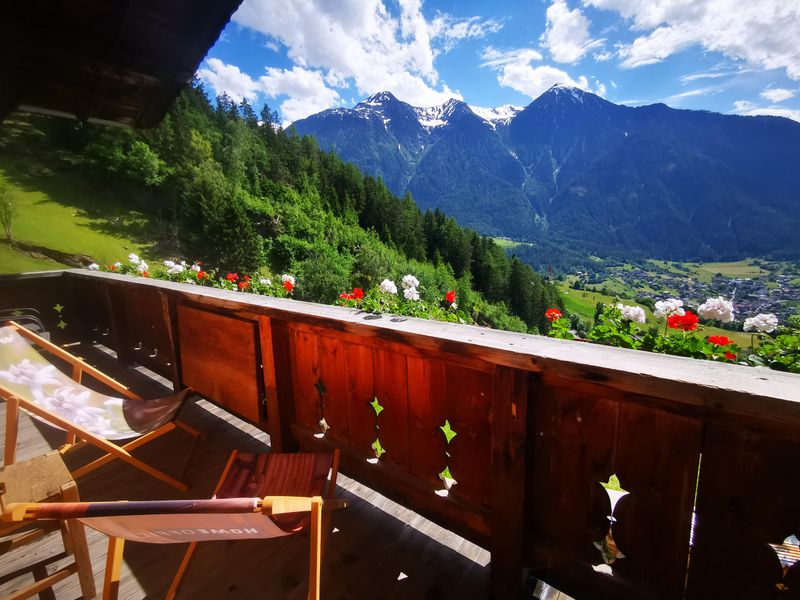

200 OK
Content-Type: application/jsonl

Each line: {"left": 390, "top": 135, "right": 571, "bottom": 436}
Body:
{"left": 2, "top": 450, "right": 345, "bottom": 600}
{"left": 0, "top": 321, "right": 200, "bottom": 491}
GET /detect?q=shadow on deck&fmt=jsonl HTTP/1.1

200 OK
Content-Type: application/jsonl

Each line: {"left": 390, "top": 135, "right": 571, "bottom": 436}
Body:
{"left": 0, "top": 345, "right": 490, "bottom": 600}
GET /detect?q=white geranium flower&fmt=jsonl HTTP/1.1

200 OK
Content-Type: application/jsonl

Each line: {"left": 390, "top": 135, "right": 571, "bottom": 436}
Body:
{"left": 260, "top": 277, "right": 271, "bottom": 285}
{"left": 403, "top": 287, "right": 420, "bottom": 301}
{"left": 166, "top": 264, "right": 185, "bottom": 274}
{"left": 743, "top": 313, "right": 778, "bottom": 333}
{"left": 0, "top": 359, "right": 60, "bottom": 389}
{"left": 379, "top": 279, "right": 398, "bottom": 294}
{"left": 113, "top": 261, "right": 122, "bottom": 269}
{"left": 87, "top": 263, "right": 99, "bottom": 270}
{"left": 654, "top": 298, "right": 685, "bottom": 319}
{"left": 163, "top": 260, "right": 175, "bottom": 268}
{"left": 190, "top": 264, "right": 201, "bottom": 272}
{"left": 401, "top": 274, "right": 419, "bottom": 290}
{"left": 136, "top": 261, "right": 149, "bottom": 273}
{"left": 616, "top": 303, "right": 646, "bottom": 324}
{"left": 697, "top": 297, "right": 735, "bottom": 323}
{"left": 128, "top": 253, "right": 140, "bottom": 265}
{"left": 451, "top": 302, "right": 458, "bottom": 310}
{"left": 281, "top": 274, "right": 295, "bottom": 286}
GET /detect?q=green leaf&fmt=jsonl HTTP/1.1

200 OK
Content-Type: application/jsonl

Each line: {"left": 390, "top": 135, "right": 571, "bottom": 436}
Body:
{"left": 12, "top": 309, "right": 24, "bottom": 317}
{"left": 56, "top": 320, "right": 68, "bottom": 330}
{"left": 439, "top": 465, "right": 453, "bottom": 481}
{"left": 600, "top": 474, "right": 627, "bottom": 494}
{"left": 440, "top": 419, "right": 457, "bottom": 445}
{"left": 370, "top": 396, "right": 384, "bottom": 417}
{"left": 53, "top": 303, "right": 64, "bottom": 314}
{"left": 315, "top": 379, "right": 327, "bottom": 396}
{"left": 371, "top": 438, "right": 385, "bottom": 459}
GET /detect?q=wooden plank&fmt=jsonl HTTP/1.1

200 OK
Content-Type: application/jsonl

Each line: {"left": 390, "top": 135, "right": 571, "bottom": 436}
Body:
{"left": 407, "top": 357, "right": 448, "bottom": 489}
{"left": 446, "top": 363, "right": 493, "bottom": 509}
{"left": 373, "top": 348, "right": 410, "bottom": 470}
{"left": 288, "top": 325, "right": 321, "bottom": 430}
{"left": 610, "top": 401, "right": 701, "bottom": 598}
{"left": 258, "top": 315, "right": 280, "bottom": 447}
{"left": 686, "top": 422, "right": 800, "bottom": 599}
{"left": 176, "top": 305, "right": 262, "bottom": 422}
{"left": 489, "top": 366, "right": 529, "bottom": 599}
{"left": 344, "top": 343, "right": 375, "bottom": 457}
{"left": 316, "top": 334, "right": 350, "bottom": 444}
{"left": 268, "top": 318, "right": 297, "bottom": 452}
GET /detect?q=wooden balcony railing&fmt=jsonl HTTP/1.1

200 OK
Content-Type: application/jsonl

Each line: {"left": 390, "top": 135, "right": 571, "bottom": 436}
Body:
{"left": 2, "top": 269, "right": 800, "bottom": 599}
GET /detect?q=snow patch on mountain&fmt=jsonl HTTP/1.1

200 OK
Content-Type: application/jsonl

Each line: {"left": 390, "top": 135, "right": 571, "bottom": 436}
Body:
{"left": 469, "top": 104, "right": 523, "bottom": 129}
{"left": 413, "top": 99, "right": 462, "bottom": 130}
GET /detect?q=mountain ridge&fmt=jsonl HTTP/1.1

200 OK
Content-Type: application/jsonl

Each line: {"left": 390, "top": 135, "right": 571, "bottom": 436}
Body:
{"left": 292, "top": 86, "right": 800, "bottom": 260}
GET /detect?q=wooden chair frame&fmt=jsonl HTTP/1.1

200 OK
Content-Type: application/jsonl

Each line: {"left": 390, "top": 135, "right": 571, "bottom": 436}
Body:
{"left": 2, "top": 450, "right": 345, "bottom": 600}
{"left": 1, "top": 321, "right": 201, "bottom": 492}
{"left": 166, "top": 448, "right": 342, "bottom": 600}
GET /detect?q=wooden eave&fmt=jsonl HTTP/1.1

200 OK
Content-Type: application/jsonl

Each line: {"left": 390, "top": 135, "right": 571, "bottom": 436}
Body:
{"left": 0, "top": 0, "right": 243, "bottom": 128}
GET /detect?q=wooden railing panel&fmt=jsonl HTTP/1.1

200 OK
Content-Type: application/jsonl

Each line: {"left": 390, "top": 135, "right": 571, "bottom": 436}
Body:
{"left": 176, "top": 305, "right": 262, "bottom": 423}
{"left": 527, "top": 378, "right": 702, "bottom": 598}
{"left": 344, "top": 343, "right": 376, "bottom": 457}
{"left": 5, "top": 271, "right": 800, "bottom": 599}
{"left": 372, "top": 347, "right": 410, "bottom": 471}
{"left": 686, "top": 423, "right": 800, "bottom": 598}
{"left": 108, "top": 286, "right": 173, "bottom": 376}
{"left": 288, "top": 325, "right": 321, "bottom": 431}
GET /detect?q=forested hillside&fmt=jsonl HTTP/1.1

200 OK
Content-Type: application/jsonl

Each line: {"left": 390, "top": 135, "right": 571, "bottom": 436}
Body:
{"left": 0, "top": 80, "right": 560, "bottom": 333}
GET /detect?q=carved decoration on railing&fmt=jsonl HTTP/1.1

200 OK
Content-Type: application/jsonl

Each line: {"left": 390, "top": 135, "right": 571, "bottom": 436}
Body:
{"left": 53, "top": 303, "right": 67, "bottom": 330}
{"left": 435, "top": 419, "right": 458, "bottom": 497}
{"left": 593, "top": 474, "right": 629, "bottom": 575}
{"left": 368, "top": 396, "right": 385, "bottom": 463}
{"left": 314, "top": 378, "right": 329, "bottom": 438}
{"left": 769, "top": 534, "right": 800, "bottom": 591}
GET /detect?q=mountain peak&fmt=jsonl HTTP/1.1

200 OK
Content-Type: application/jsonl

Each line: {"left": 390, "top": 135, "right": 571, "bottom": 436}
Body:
{"left": 359, "top": 91, "right": 399, "bottom": 107}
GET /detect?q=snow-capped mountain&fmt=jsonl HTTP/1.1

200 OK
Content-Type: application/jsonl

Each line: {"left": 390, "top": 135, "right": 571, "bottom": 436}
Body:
{"left": 291, "top": 85, "right": 800, "bottom": 258}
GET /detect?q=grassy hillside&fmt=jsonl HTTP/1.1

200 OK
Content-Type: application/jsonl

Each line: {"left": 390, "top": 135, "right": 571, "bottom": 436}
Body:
{"left": 0, "top": 125, "right": 157, "bottom": 274}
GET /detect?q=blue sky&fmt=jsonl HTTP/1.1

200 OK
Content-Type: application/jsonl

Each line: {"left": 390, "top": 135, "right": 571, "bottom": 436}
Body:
{"left": 200, "top": 0, "right": 800, "bottom": 125}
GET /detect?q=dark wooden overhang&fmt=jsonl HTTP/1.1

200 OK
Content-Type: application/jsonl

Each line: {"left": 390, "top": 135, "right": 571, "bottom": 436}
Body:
{"left": 0, "top": 0, "right": 243, "bottom": 129}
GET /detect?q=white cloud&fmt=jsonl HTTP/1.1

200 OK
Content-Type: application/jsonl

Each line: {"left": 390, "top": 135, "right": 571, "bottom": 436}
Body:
{"left": 680, "top": 67, "right": 757, "bottom": 83}
{"left": 586, "top": 0, "right": 800, "bottom": 80}
{"left": 480, "top": 47, "right": 543, "bottom": 68}
{"left": 259, "top": 67, "right": 342, "bottom": 123}
{"left": 197, "top": 58, "right": 261, "bottom": 103}
{"left": 429, "top": 13, "right": 503, "bottom": 53}
{"left": 664, "top": 87, "right": 717, "bottom": 104}
{"left": 760, "top": 88, "right": 795, "bottom": 103}
{"left": 594, "top": 50, "right": 614, "bottom": 62}
{"left": 480, "top": 46, "right": 602, "bottom": 99}
{"left": 541, "top": 0, "right": 604, "bottom": 64}
{"left": 230, "top": 0, "right": 498, "bottom": 107}
{"left": 732, "top": 99, "right": 800, "bottom": 123}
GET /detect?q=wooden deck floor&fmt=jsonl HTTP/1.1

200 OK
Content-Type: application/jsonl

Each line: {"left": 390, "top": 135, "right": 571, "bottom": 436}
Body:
{"left": 0, "top": 345, "right": 491, "bottom": 600}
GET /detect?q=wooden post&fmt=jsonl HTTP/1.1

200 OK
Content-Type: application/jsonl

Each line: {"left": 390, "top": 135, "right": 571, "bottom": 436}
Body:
{"left": 60, "top": 481, "right": 97, "bottom": 599}
{"left": 308, "top": 497, "right": 323, "bottom": 600}
{"left": 267, "top": 318, "right": 298, "bottom": 452}
{"left": 4, "top": 395, "right": 19, "bottom": 465}
{"left": 103, "top": 536, "right": 125, "bottom": 600}
{"left": 489, "top": 366, "right": 530, "bottom": 599}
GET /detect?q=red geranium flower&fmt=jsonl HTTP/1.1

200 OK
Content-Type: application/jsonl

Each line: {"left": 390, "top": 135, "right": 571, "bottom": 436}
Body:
{"left": 353, "top": 287, "right": 364, "bottom": 300}
{"left": 545, "top": 308, "right": 562, "bottom": 322}
{"left": 283, "top": 280, "right": 294, "bottom": 292}
{"left": 667, "top": 311, "right": 699, "bottom": 331}
{"left": 708, "top": 335, "right": 733, "bottom": 346}
{"left": 243, "top": 275, "right": 251, "bottom": 282}
{"left": 108, "top": 264, "right": 116, "bottom": 271}
{"left": 237, "top": 280, "right": 250, "bottom": 291}
{"left": 226, "top": 272, "right": 238, "bottom": 282}
{"left": 196, "top": 270, "right": 209, "bottom": 280}
{"left": 445, "top": 290, "right": 456, "bottom": 303}
{"left": 724, "top": 351, "right": 737, "bottom": 361}
{"left": 339, "top": 292, "right": 353, "bottom": 300}
{"left": 142, "top": 271, "right": 149, "bottom": 278}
